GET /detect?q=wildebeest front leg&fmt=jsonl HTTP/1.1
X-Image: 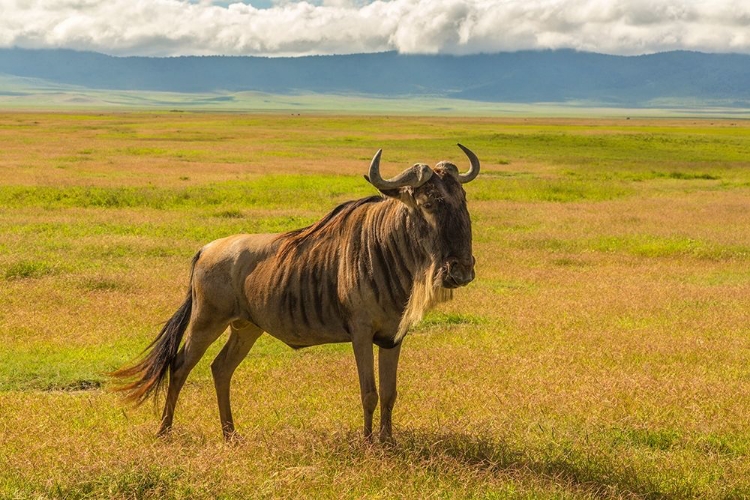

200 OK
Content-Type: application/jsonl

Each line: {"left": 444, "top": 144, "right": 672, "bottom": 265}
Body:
{"left": 352, "top": 336, "right": 378, "bottom": 439}
{"left": 378, "top": 343, "right": 401, "bottom": 443}
{"left": 211, "top": 322, "right": 263, "bottom": 441}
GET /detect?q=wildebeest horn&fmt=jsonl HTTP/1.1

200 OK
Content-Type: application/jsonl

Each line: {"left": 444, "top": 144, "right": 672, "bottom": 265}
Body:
{"left": 367, "top": 149, "right": 433, "bottom": 190}
{"left": 456, "top": 143, "right": 480, "bottom": 183}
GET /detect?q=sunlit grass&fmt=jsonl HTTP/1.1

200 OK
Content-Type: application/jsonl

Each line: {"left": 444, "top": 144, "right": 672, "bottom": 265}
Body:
{"left": 0, "top": 175, "right": 372, "bottom": 210}
{"left": 0, "top": 112, "right": 749, "bottom": 498}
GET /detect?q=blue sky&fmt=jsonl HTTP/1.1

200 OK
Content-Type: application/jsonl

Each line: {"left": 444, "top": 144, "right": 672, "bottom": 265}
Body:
{"left": 3, "top": 0, "right": 750, "bottom": 58}
{"left": 199, "top": 0, "right": 275, "bottom": 8}
{"left": 193, "top": 1, "right": 369, "bottom": 9}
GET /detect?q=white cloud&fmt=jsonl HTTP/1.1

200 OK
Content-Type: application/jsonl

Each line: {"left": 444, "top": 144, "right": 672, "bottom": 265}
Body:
{"left": 1, "top": 0, "right": 749, "bottom": 56}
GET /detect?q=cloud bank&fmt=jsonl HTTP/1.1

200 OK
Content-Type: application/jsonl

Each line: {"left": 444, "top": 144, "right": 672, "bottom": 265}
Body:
{"left": 2, "top": 0, "right": 750, "bottom": 57}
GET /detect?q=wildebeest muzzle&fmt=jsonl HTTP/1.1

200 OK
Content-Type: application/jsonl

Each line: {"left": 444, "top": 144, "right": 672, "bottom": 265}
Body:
{"left": 442, "top": 256, "right": 475, "bottom": 288}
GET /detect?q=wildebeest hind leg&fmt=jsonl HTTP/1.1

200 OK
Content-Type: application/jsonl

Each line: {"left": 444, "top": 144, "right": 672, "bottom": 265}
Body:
{"left": 211, "top": 322, "right": 263, "bottom": 441}
{"left": 158, "top": 312, "right": 229, "bottom": 436}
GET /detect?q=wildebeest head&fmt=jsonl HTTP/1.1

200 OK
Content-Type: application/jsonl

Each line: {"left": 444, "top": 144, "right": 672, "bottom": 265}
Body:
{"left": 366, "top": 144, "right": 479, "bottom": 289}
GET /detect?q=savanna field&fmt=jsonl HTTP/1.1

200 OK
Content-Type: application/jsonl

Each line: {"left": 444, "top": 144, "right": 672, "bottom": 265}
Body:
{"left": 0, "top": 112, "right": 749, "bottom": 499}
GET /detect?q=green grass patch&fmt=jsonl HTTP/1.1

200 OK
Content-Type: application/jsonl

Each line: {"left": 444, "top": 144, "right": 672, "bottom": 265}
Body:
{"left": 550, "top": 256, "right": 591, "bottom": 267}
{"left": 589, "top": 235, "right": 749, "bottom": 260}
{"left": 50, "top": 466, "right": 187, "bottom": 499}
{"left": 77, "top": 275, "right": 132, "bottom": 293}
{"left": 477, "top": 130, "right": 750, "bottom": 170}
{"left": 1, "top": 214, "right": 319, "bottom": 251}
{"left": 414, "top": 312, "right": 487, "bottom": 331}
{"left": 0, "top": 342, "right": 122, "bottom": 391}
{"left": 613, "top": 427, "right": 682, "bottom": 451}
{"left": 471, "top": 177, "right": 632, "bottom": 202}
{"left": 0, "top": 174, "right": 375, "bottom": 210}
{"left": 663, "top": 171, "right": 720, "bottom": 180}
{"left": 4, "top": 260, "right": 55, "bottom": 280}
{"left": 214, "top": 208, "right": 244, "bottom": 219}
{"left": 124, "top": 146, "right": 169, "bottom": 156}
{"left": 480, "top": 278, "right": 537, "bottom": 295}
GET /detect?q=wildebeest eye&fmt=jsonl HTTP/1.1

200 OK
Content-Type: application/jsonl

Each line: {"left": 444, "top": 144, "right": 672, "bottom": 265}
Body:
{"left": 422, "top": 201, "right": 434, "bottom": 210}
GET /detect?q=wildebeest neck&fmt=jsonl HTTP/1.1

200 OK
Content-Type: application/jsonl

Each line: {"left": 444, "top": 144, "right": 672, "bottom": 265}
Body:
{"left": 274, "top": 195, "right": 433, "bottom": 322}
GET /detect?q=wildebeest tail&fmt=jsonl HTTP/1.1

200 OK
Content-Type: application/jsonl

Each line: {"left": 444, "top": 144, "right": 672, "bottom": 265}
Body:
{"left": 110, "top": 250, "right": 201, "bottom": 405}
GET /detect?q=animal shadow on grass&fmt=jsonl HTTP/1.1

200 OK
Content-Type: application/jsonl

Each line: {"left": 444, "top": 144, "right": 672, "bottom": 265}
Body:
{"left": 373, "top": 429, "right": 651, "bottom": 498}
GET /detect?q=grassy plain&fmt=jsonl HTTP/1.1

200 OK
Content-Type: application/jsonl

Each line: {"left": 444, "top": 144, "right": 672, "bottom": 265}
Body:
{"left": 4, "top": 76, "right": 750, "bottom": 118}
{"left": 0, "top": 112, "right": 749, "bottom": 498}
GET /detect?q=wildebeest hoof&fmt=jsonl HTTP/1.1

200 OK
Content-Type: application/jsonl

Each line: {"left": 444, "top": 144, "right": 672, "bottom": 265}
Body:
{"left": 224, "top": 431, "right": 245, "bottom": 445}
{"left": 379, "top": 434, "right": 396, "bottom": 447}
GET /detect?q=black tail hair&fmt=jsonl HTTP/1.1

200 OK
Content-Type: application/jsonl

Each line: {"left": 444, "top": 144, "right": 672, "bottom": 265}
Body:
{"left": 110, "top": 250, "right": 201, "bottom": 405}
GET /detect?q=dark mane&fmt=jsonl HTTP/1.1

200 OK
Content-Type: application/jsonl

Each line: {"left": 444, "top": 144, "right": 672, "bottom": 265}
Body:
{"left": 277, "top": 195, "right": 384, "bottom": 254}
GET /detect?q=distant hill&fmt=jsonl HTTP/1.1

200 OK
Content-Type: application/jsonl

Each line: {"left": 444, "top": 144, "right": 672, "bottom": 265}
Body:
{"left": 1, "top": 48, "right": 750, "bottom": 107}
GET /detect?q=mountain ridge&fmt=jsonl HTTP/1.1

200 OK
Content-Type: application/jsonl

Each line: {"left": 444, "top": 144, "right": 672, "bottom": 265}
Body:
{"left": 1, "top": 48, "right": 749, "bottom": 107}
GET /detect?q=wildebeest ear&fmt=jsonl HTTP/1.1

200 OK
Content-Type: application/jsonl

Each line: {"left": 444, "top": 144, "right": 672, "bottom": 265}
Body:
{"left": 365, "top": 174, "right": 416, "bottom": 207}
{"left": 378, "top": 187, "right": 401, "bottom": 199}
{"left": 379, "top": 186, "right": 418, "bottom": 208}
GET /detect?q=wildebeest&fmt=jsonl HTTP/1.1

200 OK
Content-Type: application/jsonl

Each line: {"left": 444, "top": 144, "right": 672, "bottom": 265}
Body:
{"left": 113, "top": 144, "right": 479, "bottom": 442}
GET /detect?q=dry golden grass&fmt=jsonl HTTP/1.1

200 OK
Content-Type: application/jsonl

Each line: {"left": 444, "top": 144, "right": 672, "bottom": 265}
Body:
{"left": 0, "top": 111, "right": 749, "bottom": 498}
